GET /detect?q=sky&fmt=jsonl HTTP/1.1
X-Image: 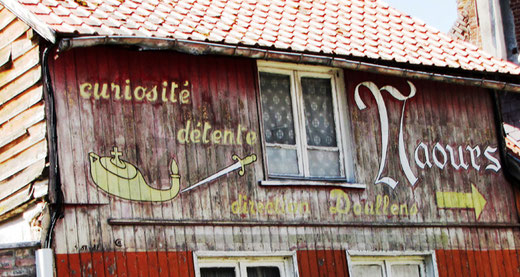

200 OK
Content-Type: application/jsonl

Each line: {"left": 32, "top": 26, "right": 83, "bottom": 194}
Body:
{"left": 382, "top": 0, "right": 458, "bottom": 33}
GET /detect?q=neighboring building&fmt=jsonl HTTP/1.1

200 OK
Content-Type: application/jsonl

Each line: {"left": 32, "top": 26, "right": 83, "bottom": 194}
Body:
{"left": 452, "top": 0, "right": 520, "bottom": 192}
{"left": 1, "top": 0, "right": 520, "bottom": 276}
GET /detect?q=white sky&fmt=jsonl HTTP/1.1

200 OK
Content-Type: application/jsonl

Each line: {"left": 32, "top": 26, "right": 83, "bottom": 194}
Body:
{"left": 382, "top": 0, "right": 458, "bottom": 33}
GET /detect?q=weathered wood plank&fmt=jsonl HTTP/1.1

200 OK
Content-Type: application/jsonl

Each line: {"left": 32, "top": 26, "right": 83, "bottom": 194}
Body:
{"left": 8, "top": 30, "right": 38, "bottom": 61}
{"left": 0, "top": 157, "right": 44, "bottom": 200}
{"left": 0, "top": 47, "right": 38, "bottom": 92}
{"left": 0, "top": 101, "right": 44, "bottom": 149}
{"left": 0, "top": 45, "right": 10, "bottom": 69}
{"left": 50, "top": 49, "right": 78, "bottom": 204}
{"left": 72, "top": 49, "right": 96, "bottom": 204}
{"left": 0, "top": 183, "right": 31, "bottom": 216}
{"left": 0, "top": 7, "right": 16, "bottom": 31}
{"left": 0, "top": 139, "right": 46, "bottom": 182}
{"left": 0, "top": 19, "right": 29, "bottom": 51}
{"left": 0, "top": 85, "right": 42, "bottom": 125}
{"left": 0, "top": 66, "right": 40, "bottom": 106}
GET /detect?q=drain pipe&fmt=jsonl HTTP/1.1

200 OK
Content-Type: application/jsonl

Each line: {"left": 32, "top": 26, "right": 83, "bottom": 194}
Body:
{"left": 35, "top": 248, "right": 54, "bottom": 277}
{"left": 37, "top": 43, "right": 64, "bottom": 276}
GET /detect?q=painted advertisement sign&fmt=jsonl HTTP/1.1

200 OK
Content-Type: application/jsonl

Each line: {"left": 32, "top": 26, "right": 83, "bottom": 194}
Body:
{"left": 51, "top": 48, "right": 513, "bottom": 227}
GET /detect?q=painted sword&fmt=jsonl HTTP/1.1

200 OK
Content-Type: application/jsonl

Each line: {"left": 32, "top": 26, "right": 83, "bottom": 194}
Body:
{"left": 180, "top": 154, "right": 257, "bottom": 193}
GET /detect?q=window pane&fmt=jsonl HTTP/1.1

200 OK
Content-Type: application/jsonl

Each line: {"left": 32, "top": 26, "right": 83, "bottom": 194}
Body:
{"left": 200, "top": 267, "right": 236, "bottom": 277}
{"left": 246, "top": 266, "right": 281, "bottom": 277}
{"left": 308, "top": 150, "right": 341, "bottom": 177}
{"left": 391, "top": 264, "right": 421, "bottom": 277}
{"left": 352, "top": 264, "right": 384, "bottom": 277}
{"left": 260, "top": 72, "right": 296, "bottom": 145}
{"left": 301, "top": 77, "right": 337, "bottom": 147}
{"left": 267, "top": 147, "right": 299, "bottom": 175}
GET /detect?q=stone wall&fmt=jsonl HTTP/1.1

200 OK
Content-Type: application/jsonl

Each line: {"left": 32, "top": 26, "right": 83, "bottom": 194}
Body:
{"left": 452, "top": 0, "right": 483, "bottom": 46}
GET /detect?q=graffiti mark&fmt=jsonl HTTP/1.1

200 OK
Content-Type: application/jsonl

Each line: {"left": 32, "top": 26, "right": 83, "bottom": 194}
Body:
{"left": 114, "top": 239, "right": 123, "bottom": 247}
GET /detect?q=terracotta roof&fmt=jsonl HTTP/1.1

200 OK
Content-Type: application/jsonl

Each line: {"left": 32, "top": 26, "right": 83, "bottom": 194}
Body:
{"left": 7, "top": 0, "right": 520, "bottom": 74}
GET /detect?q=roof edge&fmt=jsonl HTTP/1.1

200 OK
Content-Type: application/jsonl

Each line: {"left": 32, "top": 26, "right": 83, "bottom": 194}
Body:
{"left": 58, "top": 36, "right": 520, "bottom": 93}
{"left": 0, "top": 0, "right": 56, "bottom": 43}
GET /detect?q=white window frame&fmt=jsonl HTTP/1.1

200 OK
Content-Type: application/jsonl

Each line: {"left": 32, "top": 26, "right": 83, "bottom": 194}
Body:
{"left": 257, "top": 61, "right": 363, "bottom": 188}
{"left": 346, "top": 251, "right": 439, "bottom": 277}
{"left": 194, "top": 251, "right": 299, "bottom": 277}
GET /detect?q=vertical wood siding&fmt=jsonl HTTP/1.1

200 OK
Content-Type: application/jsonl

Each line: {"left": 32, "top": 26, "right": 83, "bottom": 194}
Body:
{"left": 50, "top": 46, "right": 520, "bottom": 276}
{"left": 0, "top": 5, "right": 46, "bottom": 220}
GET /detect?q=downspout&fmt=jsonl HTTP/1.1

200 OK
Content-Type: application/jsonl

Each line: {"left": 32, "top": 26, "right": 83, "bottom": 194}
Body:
{"left": 39, "top": 42, "right": 63, "bottom": 276}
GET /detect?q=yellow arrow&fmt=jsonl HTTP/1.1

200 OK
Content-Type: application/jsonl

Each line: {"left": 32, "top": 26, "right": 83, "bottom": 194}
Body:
{"left": 436, "top": 184, "right": 487, "bottom": 220}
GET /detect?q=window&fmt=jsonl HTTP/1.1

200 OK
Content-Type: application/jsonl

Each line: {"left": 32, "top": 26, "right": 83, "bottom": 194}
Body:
{"left": 347, "top": 251, "right": 438, "bottom": 277}
{"left": 257, "top": 61, "right": 357, "bottom": 186}
{"left": 194, "top": 251, "right": 297, "bottom": 277}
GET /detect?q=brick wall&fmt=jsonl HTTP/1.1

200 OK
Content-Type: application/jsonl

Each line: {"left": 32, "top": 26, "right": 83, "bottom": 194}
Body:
{"left": 512, "top": 0, "right": 520, "bottom": 48}
{"left": 455, "top": 0, "right": 483, "bottom": 47}
{"left": 0, "top": 242, "right": 39, "bottom": 276}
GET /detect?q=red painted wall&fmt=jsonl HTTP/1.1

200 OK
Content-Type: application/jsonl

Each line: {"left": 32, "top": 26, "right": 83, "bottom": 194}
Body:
{"left": 56, "top": 249, "right": 520, "bottom": 276}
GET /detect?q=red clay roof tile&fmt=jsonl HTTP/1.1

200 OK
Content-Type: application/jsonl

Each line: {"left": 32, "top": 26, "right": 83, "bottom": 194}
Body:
{"left": 7, "top": 0, "right": 520, "bottom": 74}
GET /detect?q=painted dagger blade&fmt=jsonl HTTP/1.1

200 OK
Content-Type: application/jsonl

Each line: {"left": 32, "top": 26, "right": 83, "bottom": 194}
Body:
{"left": 180, "top": 162, "right": 241, "bottom": 193}
{"left": 180, "top": 154, "right": 257, "bottom": 194}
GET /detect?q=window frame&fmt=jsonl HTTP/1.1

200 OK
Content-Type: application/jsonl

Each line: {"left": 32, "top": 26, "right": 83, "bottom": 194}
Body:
{"left": 257, "top": 61, "right": 362, "bottom": 188}
{"left": 194, "top": 251, "right": 299, "bottom": 277}
{"left": 346, "top": 250, "right": 439, "bottom": 277}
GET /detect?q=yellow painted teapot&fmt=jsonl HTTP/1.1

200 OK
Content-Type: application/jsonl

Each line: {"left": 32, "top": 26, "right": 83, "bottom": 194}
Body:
{"left": 88, "top": 147, "right": 180, "bottom": 201}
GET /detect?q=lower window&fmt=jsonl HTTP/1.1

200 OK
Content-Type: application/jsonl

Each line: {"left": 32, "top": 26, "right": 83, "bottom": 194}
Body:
{"left": 194, "top": 251, "right": 297, "bottom": 277}
{"left": 347, "top": 251, "right": 438, "bottom": 277}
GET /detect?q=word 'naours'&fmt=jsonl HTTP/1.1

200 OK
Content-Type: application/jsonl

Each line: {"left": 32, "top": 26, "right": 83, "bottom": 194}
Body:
{"left": 329, "top": 189, "right": 418, "bottom": 217}
{"left": 355, "top": 81, "right": 501, "bottom": 189}
{"left": 79, "top": 80, "right": 191, "bottom": 104}
{"left": 177, "top": 120, "right": 257, "bottom": 146}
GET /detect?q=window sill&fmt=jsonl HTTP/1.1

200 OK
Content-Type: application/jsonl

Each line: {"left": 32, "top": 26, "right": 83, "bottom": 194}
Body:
{"left": 259, "top": 180, "right": 366, "bottom": 189}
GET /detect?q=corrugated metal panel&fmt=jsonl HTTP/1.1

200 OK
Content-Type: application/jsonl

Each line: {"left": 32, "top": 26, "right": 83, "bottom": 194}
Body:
{"left": 0, "top": 5, "right": 47, "bottom": 220}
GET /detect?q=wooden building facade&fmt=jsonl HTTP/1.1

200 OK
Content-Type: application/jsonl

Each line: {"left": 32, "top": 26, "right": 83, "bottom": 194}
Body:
{"left": 47, "top": 46, "right": 520, "bottom": 276}
{"left": 1, "top": 0, "right": 520, "bottom": 276}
